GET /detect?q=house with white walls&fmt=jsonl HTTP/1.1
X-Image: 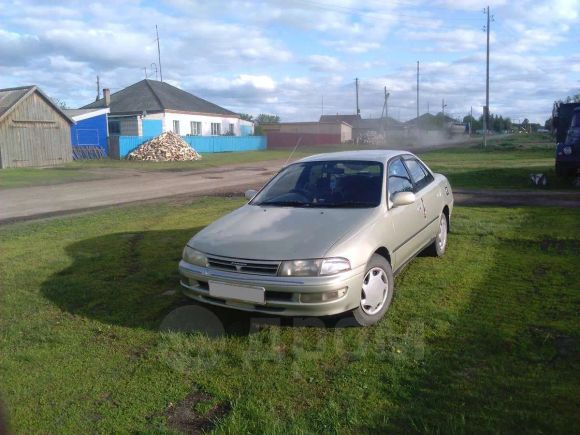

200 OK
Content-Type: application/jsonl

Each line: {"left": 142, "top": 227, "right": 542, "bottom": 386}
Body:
{"left": 81, "top": 79, "right": 254, "bottom": 138}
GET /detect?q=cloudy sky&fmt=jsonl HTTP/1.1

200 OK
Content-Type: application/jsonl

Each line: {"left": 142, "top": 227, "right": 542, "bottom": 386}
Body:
{"left": 1, "top": 0, "right": 579, "bottom": 123}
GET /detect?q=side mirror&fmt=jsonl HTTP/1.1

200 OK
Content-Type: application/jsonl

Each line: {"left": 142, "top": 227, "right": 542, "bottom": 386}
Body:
{"left": 392, "top": 191, "right": 416, "bottom": 207}
{"left": 245, "top": 189, "right": 257, "bottom": 201}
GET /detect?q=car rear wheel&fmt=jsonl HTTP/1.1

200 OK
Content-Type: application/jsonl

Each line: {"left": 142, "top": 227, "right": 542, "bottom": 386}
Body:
{"left": 426, "top": 212, "right": 448, "bottom": 257}
{"left": 352, "top": 254, "right": 394, "bottom": 326}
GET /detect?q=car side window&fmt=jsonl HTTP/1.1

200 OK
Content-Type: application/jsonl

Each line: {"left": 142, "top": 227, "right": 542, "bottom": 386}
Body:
{"left": 404, "top": 158, "right": 434, "bottom": 192}
{"left": 387, "top": 158, "right": 414, "bottom": 199}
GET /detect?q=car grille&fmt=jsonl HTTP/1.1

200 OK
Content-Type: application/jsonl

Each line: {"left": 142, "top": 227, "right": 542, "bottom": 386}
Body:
{"left": 206, "top": 255, "right": 280, "bottom": 276}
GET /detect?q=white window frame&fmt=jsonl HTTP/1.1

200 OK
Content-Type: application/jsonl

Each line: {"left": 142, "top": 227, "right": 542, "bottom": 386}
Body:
{"left": 211, "top": 122, "right": 221, "bottom": 135}
{"left": 173, "top": 120, "right": 180, "bottom": 135}
{"left": 190, "top": 121, "right": 201, "bottom": 136}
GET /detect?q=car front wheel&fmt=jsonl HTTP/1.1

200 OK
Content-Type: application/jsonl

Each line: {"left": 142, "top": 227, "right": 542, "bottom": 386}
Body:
{"left": 352, "top": 254, "right": 394, "bottom": 326}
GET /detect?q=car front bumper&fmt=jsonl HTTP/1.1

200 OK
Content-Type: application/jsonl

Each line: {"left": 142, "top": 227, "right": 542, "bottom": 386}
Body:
{"left": 178, "top": 260, "right": 365, "bottom": 317}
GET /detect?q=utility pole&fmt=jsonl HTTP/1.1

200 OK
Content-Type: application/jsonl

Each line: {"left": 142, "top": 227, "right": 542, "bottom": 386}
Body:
{"left": 442, "top": 99, "right": 447, "bottom": 117}
{"left": 385, "top": 86, "right": 390, "bottom": 120}
{"left": 381, "top": 85, "right": 390, "bottom": 135}
{"left": 355, "top": 78, "right": 360, "bottom": 116}
{"left": 427, "top": 102, "right": 430, "bottom": 114}
{"left": 470, "top": 105, "right": 473, "bottom": 135}
{"left": 95, "top": 75, "right": 100, "bottom": 102}
{"left": 416, "top": 61, "right": 420, "bottom": 131}
{"left": 321, "top": 95, "right": 324, "bottom": 116}
{"left": 483, "top": 6, "right": 492, "bottom": 148}
{"left": 156, "top": 25, "right": 163, "bottom": 82}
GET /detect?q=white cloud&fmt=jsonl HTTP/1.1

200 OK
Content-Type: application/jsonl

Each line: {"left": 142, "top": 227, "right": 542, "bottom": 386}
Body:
{"left": 307, "top": 55, "right": 344, "bottom": 72}
{"left": 0, "top": 0, "right": 577, "bottom": 124}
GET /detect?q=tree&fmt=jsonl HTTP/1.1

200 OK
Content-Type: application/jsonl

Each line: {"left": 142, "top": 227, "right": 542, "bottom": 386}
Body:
{"left": 239, "top": 113, "right": 253, "bottom": 122}
{"left": 256, "top": 114, "right": 280, "bottom": 124}
{"left": 564, "top": 94, "right": 580, "bottom": 103}
{"left": 51, "top": 98, "right": 69, "bottom": 110}
{"left": 544, "top": 117, "right": 552, "bottom": 130}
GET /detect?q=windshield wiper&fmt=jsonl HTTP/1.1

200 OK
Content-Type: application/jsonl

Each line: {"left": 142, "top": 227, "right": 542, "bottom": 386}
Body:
{"left": 258, "top": 200, "right": 311, "bottom": 207}
{"left": 320, "top": 201, "right": 376, "bottom": 208}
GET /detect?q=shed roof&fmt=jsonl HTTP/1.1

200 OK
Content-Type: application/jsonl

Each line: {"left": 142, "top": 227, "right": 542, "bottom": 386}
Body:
{"left": 64, "top": 107, "right": 110, "bottom": 121}
{"left": 0, "top": 85, "right": 74, "bottom": 124}
{"left": 81, "top": 79, "right": 239, "bottom": 117}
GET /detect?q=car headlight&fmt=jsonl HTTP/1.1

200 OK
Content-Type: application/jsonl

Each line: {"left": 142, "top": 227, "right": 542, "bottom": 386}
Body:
{"left": 563, "top": 146, "right": 572, "bottom": 156}
{"left": 279, "top": 258, "right": 351, "bottom": 277}
{"left": 182, "top": 246, "right": 207, "bottom": 267}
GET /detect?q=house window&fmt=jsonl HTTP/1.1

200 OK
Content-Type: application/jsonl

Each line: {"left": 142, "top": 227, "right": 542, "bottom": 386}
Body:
{"left": 229, "top": 123, "right": 234, "bottom": 134}
{"left": 109, "top": 120, "right": 121, "bottom": 135}
{"left": 190, "top": 121, "right": 201, "bottom": 136}
{"left": 173, "top": 120, "right": 180, "bottom": 135}
{"left": 211, "top": 122, "right": 221, "bottom": 135}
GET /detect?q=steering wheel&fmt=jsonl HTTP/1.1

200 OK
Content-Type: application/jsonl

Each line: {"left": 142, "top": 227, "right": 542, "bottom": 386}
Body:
{"left": 289, "top": 188, "right": 312, "bottom": 201}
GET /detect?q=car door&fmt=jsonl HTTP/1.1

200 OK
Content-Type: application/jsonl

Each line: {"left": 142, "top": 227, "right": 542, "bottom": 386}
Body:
{"left": 403, "top": 157, "right": 439, "bottom": 247}
{"left": 386, "top": 157, "right": 426, "bottom": 269}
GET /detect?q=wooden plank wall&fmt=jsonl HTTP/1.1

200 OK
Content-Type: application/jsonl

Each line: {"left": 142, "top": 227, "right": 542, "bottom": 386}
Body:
{"left": 0, "top": 92, "right": 72, "bottom": 168}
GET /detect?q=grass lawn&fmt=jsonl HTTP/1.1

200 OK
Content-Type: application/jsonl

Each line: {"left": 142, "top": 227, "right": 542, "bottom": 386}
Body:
{"left": 419, "top": 134, "right": 571, "bottom": 190}
{"left": 0, "top": 150, "right": 293, "bottom": 189}
{"left": 0, "top": 198, "right": 578, "bottom": 433}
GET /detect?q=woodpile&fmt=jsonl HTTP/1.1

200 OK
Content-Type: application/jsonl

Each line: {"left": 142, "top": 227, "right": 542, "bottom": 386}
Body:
{"left": 126, "top": 132, "right": 202, "bottom": 161}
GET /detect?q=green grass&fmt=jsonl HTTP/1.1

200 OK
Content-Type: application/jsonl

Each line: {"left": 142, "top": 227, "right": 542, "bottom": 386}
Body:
{"left": 0, "top": 198, "right": 578, "bottom": 433}
{"left": 0, "top": 150, "right": 293, "bottom": 189}
{"left": 419, "top": 146, "right": 562, "bottom": 190}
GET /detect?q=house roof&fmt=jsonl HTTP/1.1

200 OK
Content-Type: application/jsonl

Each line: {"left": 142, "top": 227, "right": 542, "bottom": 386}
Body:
{"left": 81, "top": 79, "right": 239, "bottom": 117}
{"left": 319, "top": 114, "right": 401, "bottom": 129}
{"left": 405, "top": 113, "right": 455, "bottom": 125}
{"left": 319, "top": 114, "right": 361, "bottom": 125}
{"left": 0, "top": 85, "right": 74, "bottom": 124}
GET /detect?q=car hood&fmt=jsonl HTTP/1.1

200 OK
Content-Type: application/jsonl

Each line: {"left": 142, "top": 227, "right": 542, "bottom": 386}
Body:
{"left": 189, "top": 204, "right": 376, "bottom": 260}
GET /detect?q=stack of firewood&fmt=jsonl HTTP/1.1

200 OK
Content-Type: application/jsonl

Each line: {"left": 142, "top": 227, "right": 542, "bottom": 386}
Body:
{"left": 126, "top": 132, "right": 202, "bottom": 161}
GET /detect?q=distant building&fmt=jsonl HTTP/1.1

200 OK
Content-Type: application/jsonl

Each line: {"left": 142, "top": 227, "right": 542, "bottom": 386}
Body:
{"left": 319, "top": 114, "right": 402, "bottom": 142}
{"left": 81, "top": 79, "right": 253, "bottom": 138}
{"left": 260, "top": 121, "right": 352, "bottom": 148}
{"left": 0, "top": 85, "right": 73, "bottom": 168}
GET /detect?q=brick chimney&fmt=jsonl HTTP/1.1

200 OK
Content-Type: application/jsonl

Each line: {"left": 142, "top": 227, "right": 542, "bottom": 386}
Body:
{"left": 103, "top": 88, "right": 110, "bottom": 107}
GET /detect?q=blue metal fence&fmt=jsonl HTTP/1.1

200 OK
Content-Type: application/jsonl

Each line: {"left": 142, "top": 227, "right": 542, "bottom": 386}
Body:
{"left": 118, "top": 135, "right": 267, "bottom": 158}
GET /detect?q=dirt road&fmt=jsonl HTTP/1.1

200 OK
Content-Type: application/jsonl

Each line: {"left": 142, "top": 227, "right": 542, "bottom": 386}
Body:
{"left": 0, "top": 161, "right": 285, "bottom": 223}
{"left": 1, "top": 151, "right": 579, "bottom": 224}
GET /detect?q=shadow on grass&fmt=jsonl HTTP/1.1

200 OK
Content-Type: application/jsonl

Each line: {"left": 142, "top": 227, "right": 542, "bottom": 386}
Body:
{"left": 361, "top": 208, "right": 580, "bottom": 432}
{"left": 41, "top": 228, "right": 354, "bottom": 336}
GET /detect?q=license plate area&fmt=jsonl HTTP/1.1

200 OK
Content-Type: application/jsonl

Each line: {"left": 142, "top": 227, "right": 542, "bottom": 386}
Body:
{"left": 208, "top": 281, "right": 265, "bottom": 305}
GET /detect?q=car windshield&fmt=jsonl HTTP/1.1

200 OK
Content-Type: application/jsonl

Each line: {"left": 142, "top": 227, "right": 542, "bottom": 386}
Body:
{"left": 251, "top": 160, "right": 383, "bottom": 208}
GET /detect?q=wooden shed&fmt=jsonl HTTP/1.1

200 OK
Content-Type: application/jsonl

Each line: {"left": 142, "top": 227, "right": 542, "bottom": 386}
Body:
{"left": 0, "top": 86, "right": 74, "bottom": 168}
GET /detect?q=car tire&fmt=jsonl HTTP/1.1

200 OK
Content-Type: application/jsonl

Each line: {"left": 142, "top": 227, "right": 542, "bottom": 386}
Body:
{"left": 426, "top": 212, "right": 448, "bottom": 257}
{"left": 352, "top": 254, "right": 394, "bottom": 327}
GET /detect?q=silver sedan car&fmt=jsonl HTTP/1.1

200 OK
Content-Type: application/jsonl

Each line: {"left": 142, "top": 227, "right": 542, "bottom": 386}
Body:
{"left": 179, "top": 150, "right": 453, "bottom": 326}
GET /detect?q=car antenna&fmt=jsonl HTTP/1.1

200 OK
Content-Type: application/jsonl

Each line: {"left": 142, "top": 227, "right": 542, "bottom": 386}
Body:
{"left": 284, "top": 136, "right": 303, "bottom": 167}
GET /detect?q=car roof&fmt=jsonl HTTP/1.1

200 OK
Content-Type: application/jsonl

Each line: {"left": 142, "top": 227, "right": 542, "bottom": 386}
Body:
{"left": 296, "top": 149, "right": 413, "bottom": 164}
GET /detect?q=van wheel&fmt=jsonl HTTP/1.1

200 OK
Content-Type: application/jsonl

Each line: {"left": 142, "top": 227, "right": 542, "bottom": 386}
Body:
{"left": 352, "top": 254, "right": 394, "bottom": 326}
